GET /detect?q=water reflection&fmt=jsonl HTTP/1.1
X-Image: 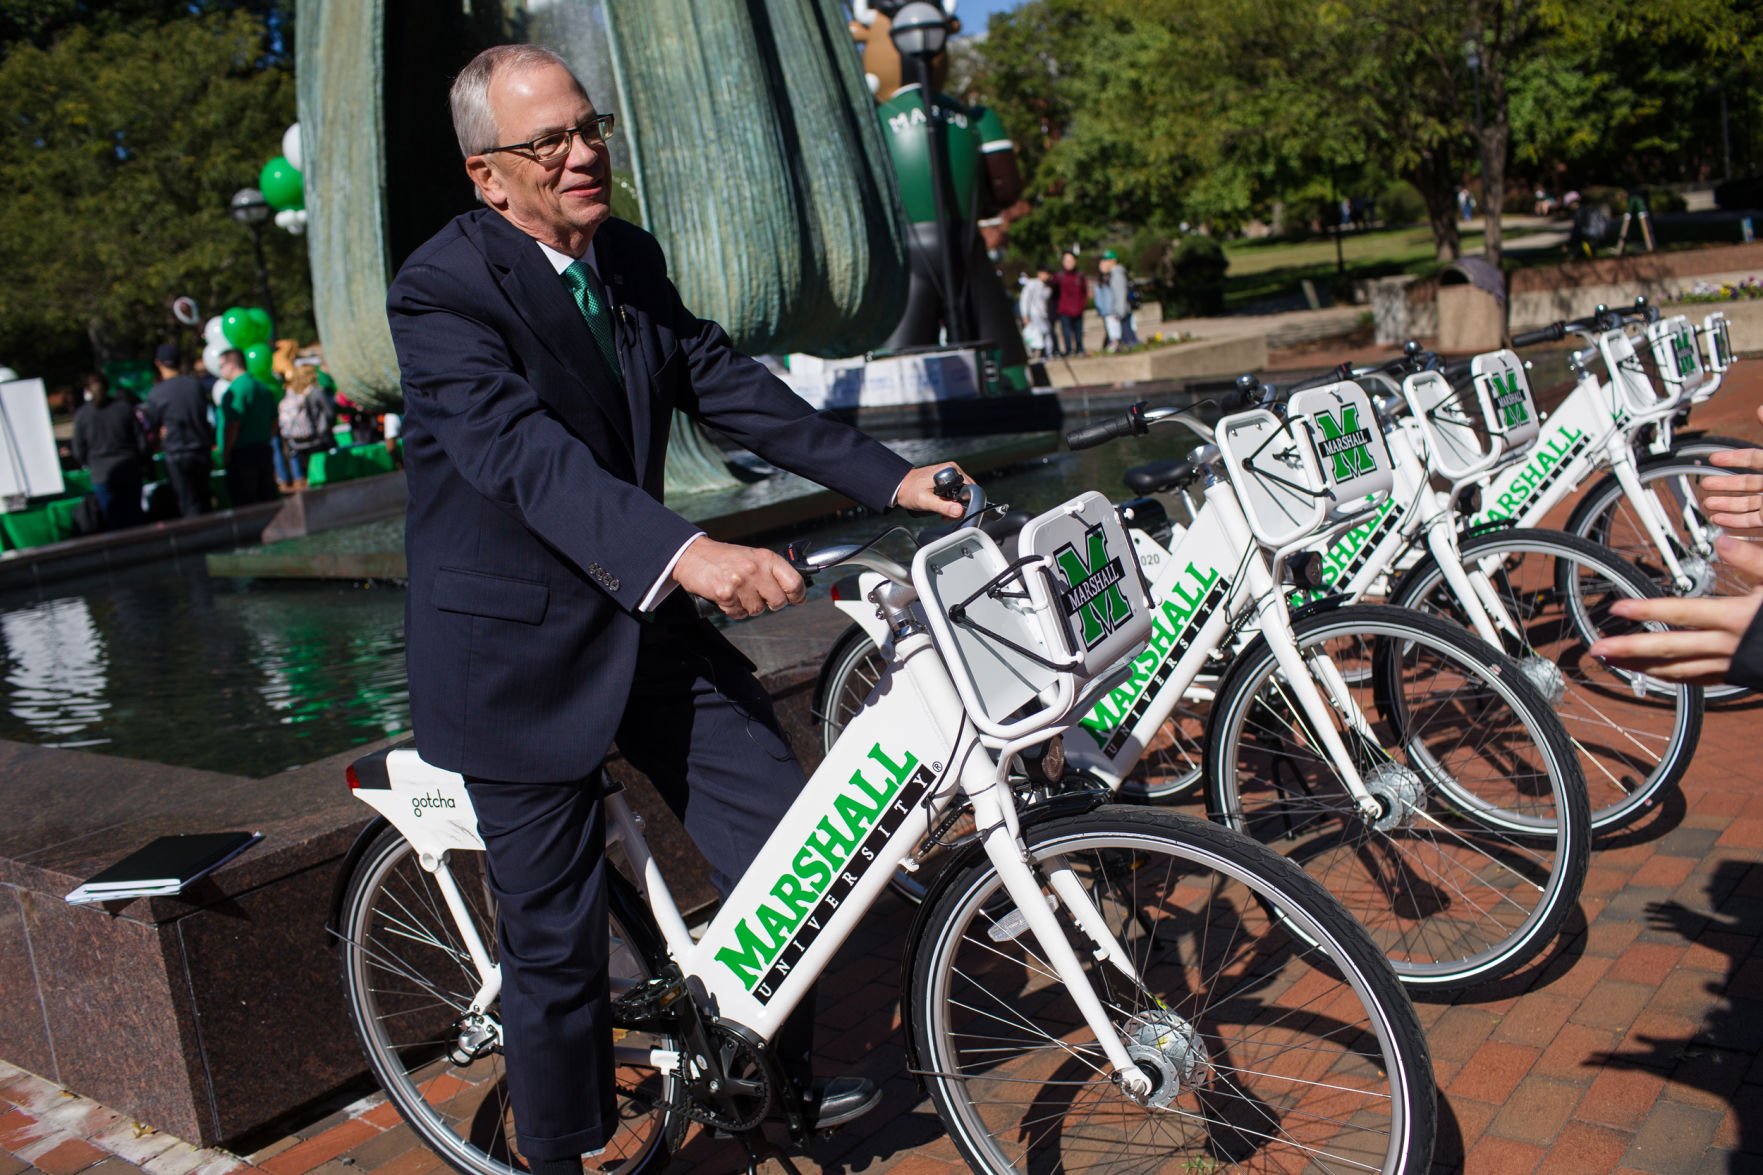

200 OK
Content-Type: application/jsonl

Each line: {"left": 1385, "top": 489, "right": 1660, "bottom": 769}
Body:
{"left": 2, "top": 597, "right": 109, "bottom": 741}
{"left": 0, "top": 559, "right": 408, "bottom": 778}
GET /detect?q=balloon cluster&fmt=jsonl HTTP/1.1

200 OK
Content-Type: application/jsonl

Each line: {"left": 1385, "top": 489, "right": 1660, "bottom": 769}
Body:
{"left": 262, "top": 124, "right": 307, "bottom": 235}
{"left": 202, "top": 308, "right": 277, "bottom": 384}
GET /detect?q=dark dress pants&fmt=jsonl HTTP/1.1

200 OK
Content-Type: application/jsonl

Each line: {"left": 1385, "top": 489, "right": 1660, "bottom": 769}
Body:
{"left": 464, "top": 605, "right": 814, "bottom": 1160}
{"left": 164, "top": 451, "right": 212, "bottom": 517}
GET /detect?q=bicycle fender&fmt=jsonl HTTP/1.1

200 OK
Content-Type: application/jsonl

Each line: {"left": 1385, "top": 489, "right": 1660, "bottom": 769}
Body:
{"left": 325, "top": 815, "right": 391, "bottom": 947}
{"left": 1289, "top": 593, "right": 1353, "bottom": 622}
{"left": 1462, "top": 516, "right": 1518, "bottom": 538}
{"left": 896, "top": 786, "right": 1110, "bottom": 1089}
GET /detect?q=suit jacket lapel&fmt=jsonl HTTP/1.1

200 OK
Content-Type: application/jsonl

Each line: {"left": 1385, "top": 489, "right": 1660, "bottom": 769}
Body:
{"left": 473, "top": 213, "right": 637, "bottom": 467}
{"left": 593, "top": 234, "right": 654, "bottom": 486}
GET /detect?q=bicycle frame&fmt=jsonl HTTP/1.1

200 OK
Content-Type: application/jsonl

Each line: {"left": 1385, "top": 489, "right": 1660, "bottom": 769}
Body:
{"left": 351, "top": 496, "right": 1172, "bottom": 1099}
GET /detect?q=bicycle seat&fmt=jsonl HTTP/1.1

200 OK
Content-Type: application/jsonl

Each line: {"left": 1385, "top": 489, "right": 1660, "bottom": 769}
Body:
{"left": 918, "top": 507, "right": 1031, "bottom": 548}
{"left": 1123, "top": 459, "right": 1196, "bottom": 495}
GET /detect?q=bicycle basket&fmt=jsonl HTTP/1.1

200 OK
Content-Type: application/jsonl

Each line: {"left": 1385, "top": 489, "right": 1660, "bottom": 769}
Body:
{"left": 1289, "top": 380, "right": 1395, "bottom": 519}
{"left": 1599, "top": 327, "right": 1667, "bottom": 419}
{"left": 913, "top": 492, "right": 1154, "bottom": 736}
{"left": 1471, "top": 348, "right": 1542, "bottom": 453}
{"left": 1646, "top": 315, "right": 1708, "bottom": 399}
{"left": 1704, "top": 311, "right": 1733, "bottom": 374}
{"left": 1406, "top": 368, "right": 1494, "bottom": 481}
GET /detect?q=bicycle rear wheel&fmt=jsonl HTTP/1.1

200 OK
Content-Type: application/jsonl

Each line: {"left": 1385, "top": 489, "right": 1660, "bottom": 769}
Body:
{"left": 1204, "top": 606, "right": 1590, "bottom": 990}
{"left": 337, "top": 825, "right": 681, "bottom": 1175}
{"left": 1389, "top": 528, "right": 1703, "bottom": 833}
{"left": 907, "top": 806, "right": 1435, "bottom": 1173}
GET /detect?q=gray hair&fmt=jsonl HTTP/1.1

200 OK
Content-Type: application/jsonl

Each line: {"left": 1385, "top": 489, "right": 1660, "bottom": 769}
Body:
{"left": 449, "top": 44, "right": 580, "bottom": 158}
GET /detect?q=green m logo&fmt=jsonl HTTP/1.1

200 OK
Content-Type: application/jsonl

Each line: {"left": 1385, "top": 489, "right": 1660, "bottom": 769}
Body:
{"left": 1489, "top": 369, "right": 1530, "bottom": 429}
{"left": 1053, "top": 525, "right": 1133, "bottom": 649}
{"left": 1315, "top": 405, "right": 1376, "bottom": 481}
{"left": 1672, "top": 332, "right": 1697, "bottom": 377}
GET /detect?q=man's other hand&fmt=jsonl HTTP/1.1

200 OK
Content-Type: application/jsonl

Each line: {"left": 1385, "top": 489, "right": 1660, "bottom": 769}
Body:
{"left": 896, "top": 463, "right": 973, "bottom": 519}
{"left": 672, "top": 538, "right": 806, "bottom": 620}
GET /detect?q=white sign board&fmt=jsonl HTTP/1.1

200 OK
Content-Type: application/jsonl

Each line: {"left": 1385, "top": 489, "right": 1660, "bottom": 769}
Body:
{"left": 781, "top": 350, "right": 983, "bottom": 410}
{"left": 0, "top": 379, "right": 65, "bottom": 503}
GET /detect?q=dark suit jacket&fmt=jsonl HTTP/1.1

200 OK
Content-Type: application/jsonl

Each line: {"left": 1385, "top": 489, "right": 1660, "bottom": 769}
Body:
{"left": 388, "top": 211, "right": 911, "bottom": 781}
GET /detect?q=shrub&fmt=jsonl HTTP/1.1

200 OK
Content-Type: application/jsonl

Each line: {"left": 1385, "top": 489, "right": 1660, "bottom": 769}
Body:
{"left": 1381, "top": 182, "right": 1427, "bottom": 227}
{"left": 1164, "top": 235, "right": 1229, "bottom": 317}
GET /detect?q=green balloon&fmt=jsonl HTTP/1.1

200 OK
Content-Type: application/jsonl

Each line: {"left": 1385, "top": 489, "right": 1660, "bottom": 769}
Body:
{"left": 243, "top": 342, "right": 275, "bottom": 383}
{"left": 245, "top": 306, "right": 273, "bottom": 344}
{"left": 221, "top": 306, "right": 251, "bottom": 348}
{"left": 260, "top": 155, "right": 304, "bottom": 212}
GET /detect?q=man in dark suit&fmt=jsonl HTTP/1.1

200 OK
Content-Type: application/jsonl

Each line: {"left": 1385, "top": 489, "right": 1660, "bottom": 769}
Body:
{"left": 387, "top": 44, "right": 966, "bottom": 1171}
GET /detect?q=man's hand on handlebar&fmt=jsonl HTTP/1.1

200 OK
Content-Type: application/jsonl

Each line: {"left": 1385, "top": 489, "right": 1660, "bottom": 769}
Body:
{"left": 672, "top": 538, "right": 807, "bottom": 620}
{"left": 895, "top": 463, "right": 974, "bottom": 518}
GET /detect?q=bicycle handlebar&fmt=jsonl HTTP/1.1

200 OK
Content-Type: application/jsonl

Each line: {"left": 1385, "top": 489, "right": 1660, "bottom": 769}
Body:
{"left": 1510, "top": 323, "right": 1565, "bottom": 348}
{"left": 1066, "top": 402, "right": 1148, "bottom": 450}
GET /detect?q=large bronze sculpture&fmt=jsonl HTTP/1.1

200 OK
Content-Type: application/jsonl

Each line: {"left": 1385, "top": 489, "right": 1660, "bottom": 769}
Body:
{"left": 296, "top": 0, "right": 910, "bottom": 496}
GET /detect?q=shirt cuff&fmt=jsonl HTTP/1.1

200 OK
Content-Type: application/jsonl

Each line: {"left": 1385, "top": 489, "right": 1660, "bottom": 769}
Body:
{"left": 639, "top": 532, "right": 706, "bottom": 613}
{"left": 890, "top": 473, "right": 909, "bottom": 510}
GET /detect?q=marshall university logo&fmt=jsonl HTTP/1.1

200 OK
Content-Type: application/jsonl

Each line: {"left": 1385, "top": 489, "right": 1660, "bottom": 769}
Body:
{"left": 1487, "top": 369, "right": 1531, "bottom": 429}
{"left": 1053, "top": 525, "right": 1133, "bottom": 649}
{"left": 1314, "top": 405, "right": 1377, "bottom": 481}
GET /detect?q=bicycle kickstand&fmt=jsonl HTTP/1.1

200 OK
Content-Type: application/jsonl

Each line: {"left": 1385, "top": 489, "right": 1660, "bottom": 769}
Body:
{"left": 737, "top": 1130, "right": 804, "bottom": 1175}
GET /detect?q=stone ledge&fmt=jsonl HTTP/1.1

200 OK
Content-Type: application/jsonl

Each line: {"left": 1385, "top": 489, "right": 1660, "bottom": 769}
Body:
{"left": 0, "top": 658, "right": 823, "bottom": 1148}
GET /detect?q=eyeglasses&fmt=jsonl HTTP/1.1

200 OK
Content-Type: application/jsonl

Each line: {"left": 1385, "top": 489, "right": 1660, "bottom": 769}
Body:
{"left": 481, "top": 113, "right": 616, "bottom": 163}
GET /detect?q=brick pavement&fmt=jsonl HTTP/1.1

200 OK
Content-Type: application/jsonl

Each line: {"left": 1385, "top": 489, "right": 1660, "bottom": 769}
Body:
{"left": 4, "top": 372, "right": 1762, "bottom": 1174}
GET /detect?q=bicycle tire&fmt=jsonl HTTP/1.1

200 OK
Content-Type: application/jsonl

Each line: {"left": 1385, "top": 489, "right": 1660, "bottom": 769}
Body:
{"left": 1657, "top": 432, "right": 1759, "bottom": 460}
{"left": 1565, "top": 454, "right": 1753, "bottom": 701}
{"left": 1389, "top": 528, "right": 1704, "bottom": 833}
{"left": 815, "top": 624, "right": 886, "bottom": 755}
{"left": 906, "top": 805, "right": 1435, "bottom": 1173}
{"left": 337, "top": 825, "right": 683, "bottom": 1175}
{"left": 1204, "top": 605, "right": 1590, "bottom": 990}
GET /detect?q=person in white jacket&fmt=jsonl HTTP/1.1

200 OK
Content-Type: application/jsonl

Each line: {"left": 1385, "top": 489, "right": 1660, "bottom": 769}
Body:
{"left": 1017, "top": 264, "right": 1052, "bottom": 360}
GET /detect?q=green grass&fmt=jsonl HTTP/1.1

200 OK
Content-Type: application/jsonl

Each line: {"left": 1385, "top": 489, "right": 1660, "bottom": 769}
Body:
{"left": 1221, "top": 225, "right": 1490, "bottom": 310}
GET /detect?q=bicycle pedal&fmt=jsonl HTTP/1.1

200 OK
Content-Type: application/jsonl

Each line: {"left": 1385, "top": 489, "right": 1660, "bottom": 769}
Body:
{"left": 611, "top": 974, "right": 687, "bottom": 1031}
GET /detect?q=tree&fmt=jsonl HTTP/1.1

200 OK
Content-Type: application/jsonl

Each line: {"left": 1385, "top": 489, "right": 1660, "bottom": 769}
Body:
{"left": 0, "top": 6, "right": 304, "bottom": 388}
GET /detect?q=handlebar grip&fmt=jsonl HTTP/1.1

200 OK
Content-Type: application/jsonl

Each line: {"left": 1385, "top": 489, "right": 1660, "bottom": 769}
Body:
{"left": 1510, "top": 323, "right": 1564, "bottom": 347}
{"left": 1066, "top": 418, "right": 1135, "bottom": 450}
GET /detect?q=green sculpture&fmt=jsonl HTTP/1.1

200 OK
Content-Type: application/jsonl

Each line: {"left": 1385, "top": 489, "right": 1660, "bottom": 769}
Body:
{"left": 296, "top": 0, "right": 909, "bottom": 494}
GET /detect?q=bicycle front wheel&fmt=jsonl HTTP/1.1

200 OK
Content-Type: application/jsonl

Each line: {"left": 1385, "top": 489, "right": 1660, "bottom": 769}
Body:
{"left": 1204, "top": 606, "right": 1590, "bottom": 990}
{"left": 337, "top": 825, "right": 682, "bottom": 1175}
{"left": 908, "top": 806, "right": 1435, "bottom": 1174}
{"left": 1389, "top": 528, "right": 1703, "bottom": 833}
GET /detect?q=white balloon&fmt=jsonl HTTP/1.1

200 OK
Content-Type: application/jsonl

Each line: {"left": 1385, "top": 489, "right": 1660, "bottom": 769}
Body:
{"left": 204, "top": 316, "right": 228, "bottom": 347}
{"left": 0, "top": 367, "right": 16, "bottom": 383}
{"left": 203, "top": 343, "right": 228, "bottom": 379}
{"left": 275, "top": 207, "right": 308, "bottom": 235}
{"left": 282, "top": 123, "right": 302, "bottom": 172}
{"left": 210, "top": 375, "right": 231, "bottom": 406}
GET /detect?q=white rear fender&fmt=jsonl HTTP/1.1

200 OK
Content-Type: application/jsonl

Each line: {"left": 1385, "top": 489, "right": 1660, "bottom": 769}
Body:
{"left": 352, "top": 748, "right": 484, "bottom": 855}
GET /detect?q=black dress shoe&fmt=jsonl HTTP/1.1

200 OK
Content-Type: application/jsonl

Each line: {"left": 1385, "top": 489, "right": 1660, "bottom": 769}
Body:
{"left": 807, "top": 1076, "right": 882, "bottom": 1129}
{"left": 769, "top": 1076, "right": 882, "bottom": 1130}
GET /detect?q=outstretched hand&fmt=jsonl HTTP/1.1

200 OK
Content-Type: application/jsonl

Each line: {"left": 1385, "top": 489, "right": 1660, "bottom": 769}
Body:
{"left": 894, "top": 463, "right": 973, "bottom": 519}
{"left": 1588, "top": 535, "right": 1763, "bottom": 686}
{"left": 672, "top": 538, "right": 806, "bottom": 620}
{"left": 1698, "top": 405, "right": 1763, "bottom": 531}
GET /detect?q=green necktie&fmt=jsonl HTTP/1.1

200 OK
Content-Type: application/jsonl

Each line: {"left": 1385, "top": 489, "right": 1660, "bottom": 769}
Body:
{"left": 561, "top": 259, "right": 624, "bottom": 385}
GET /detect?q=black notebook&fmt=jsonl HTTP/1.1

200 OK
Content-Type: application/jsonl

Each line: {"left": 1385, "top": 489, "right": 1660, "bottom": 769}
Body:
{"left": 64, "top": 831, "right": 262, "bottom": 904}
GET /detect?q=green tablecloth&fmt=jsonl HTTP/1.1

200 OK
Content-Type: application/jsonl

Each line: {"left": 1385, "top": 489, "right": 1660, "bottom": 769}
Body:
{"left": 308, "top": 442, "right": 397, "bottom": 488}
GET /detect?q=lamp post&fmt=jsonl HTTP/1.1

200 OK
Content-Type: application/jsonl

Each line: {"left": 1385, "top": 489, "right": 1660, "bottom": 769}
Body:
{"left": 1465, "top": 41, "right": 1488, "bottom": 229}
{"left": 229, "top": 187, "right": 278, "bottom": 331}
{"left": 890, "top": 2, "right": 965, "bottom": 345}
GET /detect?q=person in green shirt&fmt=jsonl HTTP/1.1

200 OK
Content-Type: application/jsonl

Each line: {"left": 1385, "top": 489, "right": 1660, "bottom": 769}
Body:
{"left": 217, "top": 349, "right": 281, "bottom": 506}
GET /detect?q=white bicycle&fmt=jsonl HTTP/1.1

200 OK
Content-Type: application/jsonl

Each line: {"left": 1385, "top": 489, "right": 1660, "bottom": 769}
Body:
{"left": 331, "top": 475, "right": 1435, "bottom": 1174}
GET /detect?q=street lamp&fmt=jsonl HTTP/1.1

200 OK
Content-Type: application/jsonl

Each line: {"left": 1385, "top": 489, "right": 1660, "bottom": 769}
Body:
{"left": 229, "top": 187, "right": 278, "bottom": 332}
{"left": 889, "top": 1, "right": 966, "bottom": 344}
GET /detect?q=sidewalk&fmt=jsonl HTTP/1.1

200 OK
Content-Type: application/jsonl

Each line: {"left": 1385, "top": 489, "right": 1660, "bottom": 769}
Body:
{"left": 3, "top": 381, "right": 1762, "bottom": 1174}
